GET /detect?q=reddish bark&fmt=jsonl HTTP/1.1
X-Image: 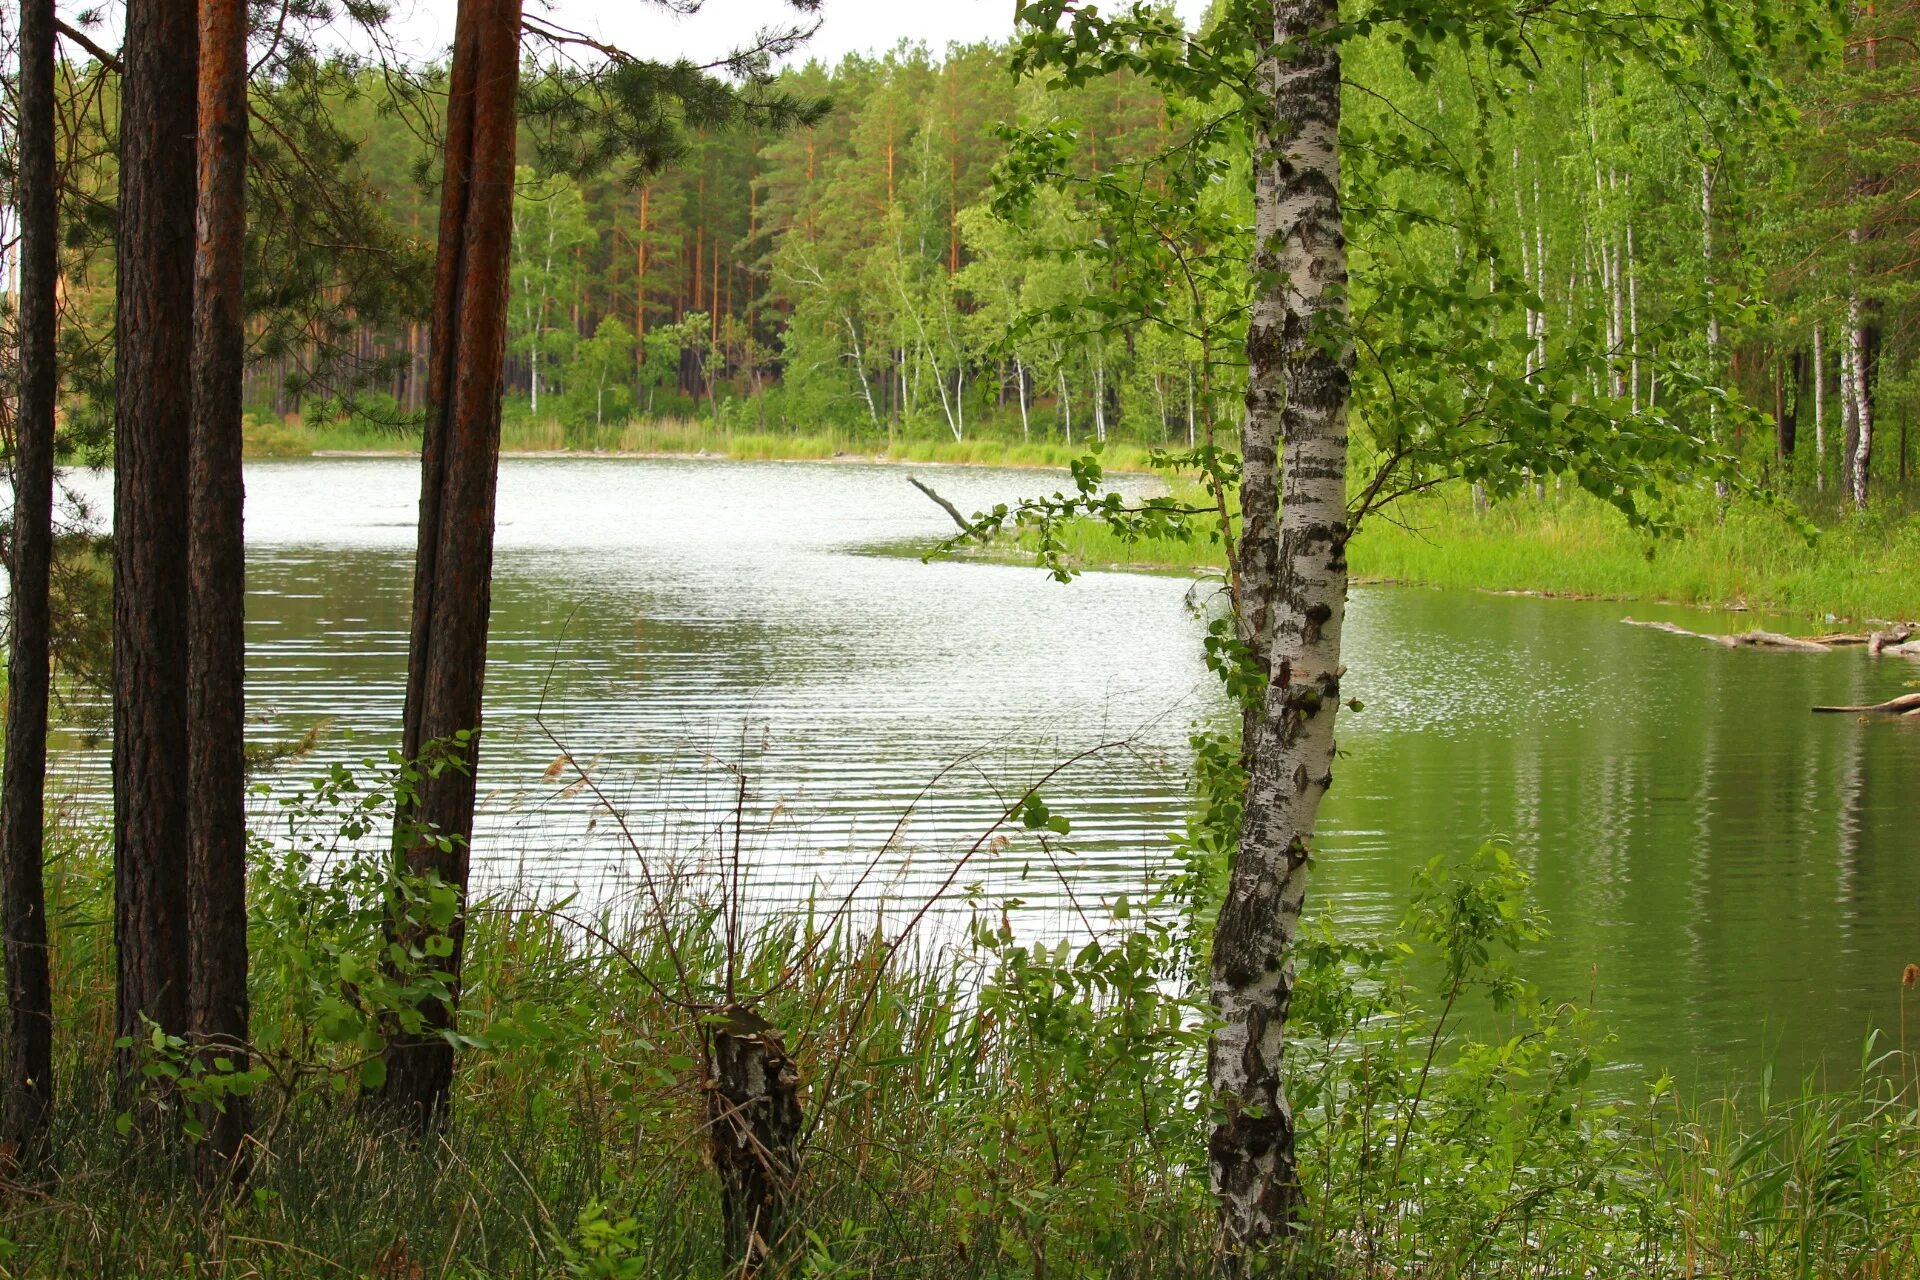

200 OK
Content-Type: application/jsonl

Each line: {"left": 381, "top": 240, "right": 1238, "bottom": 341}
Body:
{"left": 188, "top": 0, "right": 252, "bottom": 1184}
{"left": 379, "top": 0, "right": 524, "bottom": 1129}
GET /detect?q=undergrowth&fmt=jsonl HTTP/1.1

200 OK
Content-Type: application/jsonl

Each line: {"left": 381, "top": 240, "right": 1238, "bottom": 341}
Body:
{"left": 5, "top": 745, "right": 1919, "bottom": 1278}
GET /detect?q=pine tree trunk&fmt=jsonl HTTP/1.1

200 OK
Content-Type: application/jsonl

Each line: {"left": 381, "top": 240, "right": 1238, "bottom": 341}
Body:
{"left": 114, "top": 0, "right": 199, "bottom": 1099}
{"left": 1, "top": 0, "right": 59, "bottom": 1176}
{"left": 1209, "top": 0, "right": 1352, "bottom": 1250}
{"left": 188, "top": 0, "right": 251, "bottom": 1186}
{"left": 379, "top": 0, "right": 524, "bottom": 1130}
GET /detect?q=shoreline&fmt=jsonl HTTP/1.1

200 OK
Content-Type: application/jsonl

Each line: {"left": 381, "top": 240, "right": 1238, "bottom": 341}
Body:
{"left": 251, "top": 444, "right": 1919, "bottom": 625}
{"left": 300, "top": 446, "right": 1124, "bottom": 471}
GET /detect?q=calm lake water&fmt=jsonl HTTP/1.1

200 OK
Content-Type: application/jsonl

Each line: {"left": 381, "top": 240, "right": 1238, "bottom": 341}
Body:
{"left": 56, "top": 456, "right": 1920, "bottom": 1089}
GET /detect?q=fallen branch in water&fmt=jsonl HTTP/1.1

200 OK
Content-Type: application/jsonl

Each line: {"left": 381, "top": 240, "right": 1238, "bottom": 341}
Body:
{"left": 908, "top": 476, "right": 984, "bottom": 541}
{"left": 1811, "top": 693, "right": 1920, "bottom": 716}
{"left": 1622, "top": 619, "right": 1831, "bottom": 652}
{"left": 1808, "top": 624, "right": 1915, "bottom": 651}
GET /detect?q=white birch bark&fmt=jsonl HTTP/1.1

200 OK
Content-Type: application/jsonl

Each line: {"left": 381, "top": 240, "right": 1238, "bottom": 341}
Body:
{"left": 1812, "top": 323, "right": 1826, "bottom": 492}
{"left": 1056, "top": 365, "right": 1072, "bottom": 447}
{"left": 1848, "top": 245, "right": 1872, "bottom": 508}
{"left": 1014, "top": 355, "right": 1030, "bottom": 441}
{"left": 1626, "top": 206, "right": 1640, "bottom": 413}
{"left": 1702, "top": 158, "right": 1727, "bottom": 497}
{"left": 1210, "top": 0, "right": 1351, "bottom": 1248}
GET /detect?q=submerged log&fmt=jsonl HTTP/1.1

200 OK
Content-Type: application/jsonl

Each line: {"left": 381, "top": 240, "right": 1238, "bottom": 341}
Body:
{"left": 1869, "top": 627, "right": 1916, "bottom": 656}
{"left": 708, "top": 1014, "right": 803, "bottom": 1271}
{"left": 1809, "top": 623, "right": 1915, "bottom": 649}
{"left": 1623, "top": 618, "right": 1831, "bottom": 652}
{"left": 1811, "top": 693, "right": 1920, "bottom": 716}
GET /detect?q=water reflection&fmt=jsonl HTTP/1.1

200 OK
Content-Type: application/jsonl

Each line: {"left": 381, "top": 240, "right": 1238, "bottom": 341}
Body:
{"left": 51, "top": 456, "right": 1920, "bottom": 1087}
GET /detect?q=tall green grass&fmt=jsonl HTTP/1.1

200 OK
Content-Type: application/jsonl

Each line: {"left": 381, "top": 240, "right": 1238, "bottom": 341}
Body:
{"left": 9, "top": 790, "right": 1920, "bottom": 1277}
{"left": 972, "top": 481, "right": 1920, "bottom": 622}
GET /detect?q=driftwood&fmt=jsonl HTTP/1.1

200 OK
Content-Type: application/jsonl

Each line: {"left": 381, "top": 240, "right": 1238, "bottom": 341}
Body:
{"left": 1807, "top": 624, "right": 1916, "bottom": 653}
{"left": 1811, "top": 693, "right": 1920, "bottom": 717}
{"left": 1622, "top": 618, "right": 1832, "bottom": 652}
{"left": 1624, "top": 617, "right": 1920, "bottom": 659}
{"left": 907, "top": 476, "right": 984, "bottom": 541}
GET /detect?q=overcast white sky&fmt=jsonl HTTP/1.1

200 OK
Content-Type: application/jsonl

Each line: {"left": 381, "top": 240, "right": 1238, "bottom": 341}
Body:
{"left": 64, "top": 0, "right": 1209, "bottom": 70}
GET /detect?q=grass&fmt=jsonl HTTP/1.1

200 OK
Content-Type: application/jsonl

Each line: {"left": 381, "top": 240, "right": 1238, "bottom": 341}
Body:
{"left": 244, "top": 411, "right": 1164, "bottom": 472}
{"left": 8, "top": 770, "right": 1920, "bottom": 1277}
{"left": 961, "top": 479, "right": 1920, "bottom": 624}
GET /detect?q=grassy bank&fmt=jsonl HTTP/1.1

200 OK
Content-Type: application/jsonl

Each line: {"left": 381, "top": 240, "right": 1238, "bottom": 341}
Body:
{"left": 244, "top": 412, "right": 1163, "bottom": 472}
{"left": 9, "top": 761, "right": 1920, "bottom": 1277}
{"left": 987, "top": 483, "right": 1920, "bottom": 623}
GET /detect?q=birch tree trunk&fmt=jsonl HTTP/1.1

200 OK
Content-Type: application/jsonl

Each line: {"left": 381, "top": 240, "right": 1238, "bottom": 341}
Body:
{"left": 380, "top": 0, "right": 524, "bottom": 1130}
{"left": 1209, "top": 0, "right": 1352, "bottom": 1248}
{"left": 188, "top": 0, "right": 251, "bottom": 1185}
{"left": 1813, "top": 324, "right": 1826, "bottom": 492}
{"left": 1841, "top": 328, "right": 1860, "bottom": 498}
{"left": 2, "top": 0, "right": 59, "bottom": 1175}
{"left": 1702, "top": 159, "right": 1727, "bottom": 498}
{"left": 1015, "top": 355, "right": 1030, "bottom": 441}
{"left": 1847, "top": 236, "right": 1872, "bottom": 509}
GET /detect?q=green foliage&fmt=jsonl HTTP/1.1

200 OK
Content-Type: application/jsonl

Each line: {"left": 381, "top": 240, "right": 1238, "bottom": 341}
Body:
{"left": 15, "top": 790, "right": 1920, "bottom": 1276}
{"left": 561, "top": 316, "right": 639, "bottom": 435}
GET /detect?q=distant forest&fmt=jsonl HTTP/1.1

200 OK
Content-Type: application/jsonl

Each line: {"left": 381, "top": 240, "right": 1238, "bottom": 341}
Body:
{"left": 31, "top": 7, "right": 1920, "bottom": 500}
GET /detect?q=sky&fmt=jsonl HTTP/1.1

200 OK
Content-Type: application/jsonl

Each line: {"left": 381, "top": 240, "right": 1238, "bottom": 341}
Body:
{"left": 393, "top": 0, "right": 1210, "bottom": 68}
{"left": 56, "top": 0, "right": 1209, "bottom": 71}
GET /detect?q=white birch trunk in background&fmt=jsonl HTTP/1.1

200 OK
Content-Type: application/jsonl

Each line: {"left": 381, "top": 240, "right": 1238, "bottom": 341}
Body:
{"left": 1210, "top": 0, "right": 1352, "bottom": 1248}
{"left": 1534, "top": 181, "right": 1548, "bottom": 375}
{"left": 1092, "top": 357, "right": 1108, "bottom": 442}
{"left": 1056, "top": 366, "right": 1072, "bottom": 446}
{"left": 1626, "top": 211, "right": 1640, "bottom": 413}
{"left": 1841, "top": 328, "right": 1860, "bottom": 510}
{"left": 1848, "top": 248, "right": 1872, "bottom": 508}
{"left": 1608, "top": 172, "right": 1625, "bottom": 399}
{"left": 1014, "top": 355, "right": 1030, "bottom": 440}
{"left": 1702, "top": 159, "right": 1726, "bottom": 497}
{"left": 842, "top": 313, "right": 882, "bottom": 427}
{"left": 1812, "top": 324, "right": 1826, "bottom": 491}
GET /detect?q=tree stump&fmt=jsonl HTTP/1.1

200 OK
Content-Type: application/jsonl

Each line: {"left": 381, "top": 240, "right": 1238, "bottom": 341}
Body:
{"left": 708, "top": 1017, "right": 802, "bottom": 1270}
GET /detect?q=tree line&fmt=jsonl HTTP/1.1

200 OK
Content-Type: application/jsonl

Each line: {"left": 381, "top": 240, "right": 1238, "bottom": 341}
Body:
{"left": 161, "top": 3, "right": 1914, "bottom": 504}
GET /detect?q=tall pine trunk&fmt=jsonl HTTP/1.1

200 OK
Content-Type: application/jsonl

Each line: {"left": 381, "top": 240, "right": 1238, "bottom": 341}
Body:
{"left": 1209, "top": 0, "right": 1352, "bottom": 1248}
{"left": 188, "top": 0, "right": 251, "bottom": 1184}
{"left": 114, "top": 0, "right": 199, "bottom": 1097}
{"left": 379, "top": 0, "right": 523, "bottom": 1129}
{"left": 2, "top": 0, "right": 59, "bottom": 1175}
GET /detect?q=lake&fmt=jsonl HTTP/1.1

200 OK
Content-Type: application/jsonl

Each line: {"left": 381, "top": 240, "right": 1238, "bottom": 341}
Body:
{"left": 56, "top": 455, "right": 1920, "bottom": 1090}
